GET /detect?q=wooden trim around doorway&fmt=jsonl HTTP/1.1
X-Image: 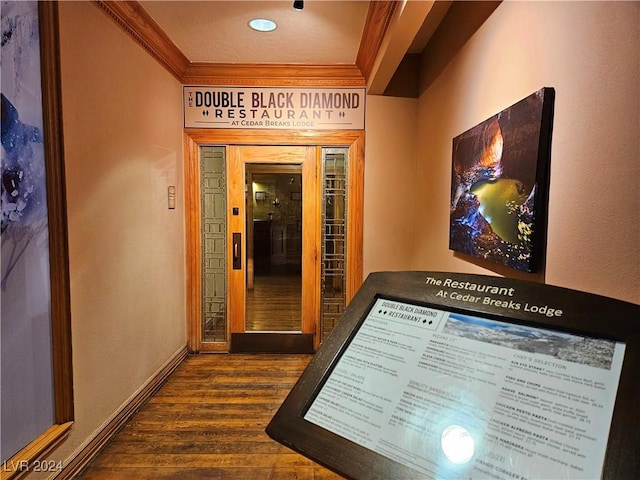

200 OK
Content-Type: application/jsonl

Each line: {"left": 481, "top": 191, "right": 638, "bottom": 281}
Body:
{"left": 184, "top": 130, "right": 364, "bottom": 353}
{"left": 228, "top": 146, "right": 317, "bottom": 341}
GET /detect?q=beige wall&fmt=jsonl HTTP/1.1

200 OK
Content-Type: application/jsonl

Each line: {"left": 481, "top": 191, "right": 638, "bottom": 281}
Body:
{"left": 49, "top": 1, "right": 186, "bottom": 469}
{"left": 410, "top": 1, "right": 639, "bottom": 303}
{"left": 363, "top": 95, "right": 418, "bottom": 275}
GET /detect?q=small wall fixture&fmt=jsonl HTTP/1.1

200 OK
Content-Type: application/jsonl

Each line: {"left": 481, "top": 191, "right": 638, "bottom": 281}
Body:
{"left": 293, "top": 1, "right": 304, "bottom": 11}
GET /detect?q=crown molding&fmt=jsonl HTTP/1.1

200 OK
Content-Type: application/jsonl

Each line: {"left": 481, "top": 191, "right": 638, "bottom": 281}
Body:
{"left": 183, "top": 63, "right": 366, "bottom": 87}
{"left": 93, "top": 0, "right": 189, "bottom": 81}
{"left": 93, "top": 0, "right": 396, "bottom": 87}
{"left": 356, "top": 1, "right": 400, "bottom": 81}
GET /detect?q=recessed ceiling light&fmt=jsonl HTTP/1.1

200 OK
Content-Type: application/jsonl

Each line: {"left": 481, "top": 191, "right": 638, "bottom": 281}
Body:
{"left": 249, "top": 18, "right": 277, "bottom": 32}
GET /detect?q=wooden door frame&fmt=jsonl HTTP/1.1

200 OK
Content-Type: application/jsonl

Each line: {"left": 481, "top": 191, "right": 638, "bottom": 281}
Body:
{"left": 227, "top": 145, "right": 316, "bottom": 348}
{"left": 184, "top": 129, "right": 365, "bottom": 352}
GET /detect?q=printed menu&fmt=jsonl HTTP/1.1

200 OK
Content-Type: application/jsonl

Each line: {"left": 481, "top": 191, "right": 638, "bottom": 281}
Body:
{"left": 304, "top": 298, "right": 625, "bottom": 479}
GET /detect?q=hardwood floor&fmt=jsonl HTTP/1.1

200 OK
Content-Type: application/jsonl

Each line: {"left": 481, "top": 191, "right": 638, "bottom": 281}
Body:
{"left": 246, "top": 267, "right": 302, "bottom": 332}
{"left": 203, "top": 267, "right": 303, "bottom": 341}
{"left": 76, "top": 354, "right": 343, "bottom": 479}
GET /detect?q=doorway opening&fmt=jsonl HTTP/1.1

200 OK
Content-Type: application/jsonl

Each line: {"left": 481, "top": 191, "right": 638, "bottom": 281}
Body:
{"left": 186, "top": 132, "right": 365, "bottom": 353}
{"left": 246, "top": 167, "right": 303, "bottom": 332}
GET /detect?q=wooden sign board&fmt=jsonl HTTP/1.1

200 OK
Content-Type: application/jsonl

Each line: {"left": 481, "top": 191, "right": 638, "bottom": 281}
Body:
{"left": 267, "top": 271, "right": 640, "bottom": 480}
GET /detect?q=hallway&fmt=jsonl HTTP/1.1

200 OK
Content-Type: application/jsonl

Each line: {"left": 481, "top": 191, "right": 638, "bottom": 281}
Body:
{"left": 246, "top": 268, "right": 302, "bottom": 332}
{"left": 77, "top": 354, "right": 342, "bottom": 479}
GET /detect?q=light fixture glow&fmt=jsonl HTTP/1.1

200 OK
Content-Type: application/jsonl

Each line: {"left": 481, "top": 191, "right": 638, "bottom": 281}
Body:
{"left": 249, "top": 18, "right": 277, "bottom": 32}
{"left": 441, "top": 425, "right": 475, "bottom": 465}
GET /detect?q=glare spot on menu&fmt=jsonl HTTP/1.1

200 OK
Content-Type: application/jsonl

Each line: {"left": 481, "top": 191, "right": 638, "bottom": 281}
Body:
{"left": 441, "top": 425, "right": 475, "bottom": 464}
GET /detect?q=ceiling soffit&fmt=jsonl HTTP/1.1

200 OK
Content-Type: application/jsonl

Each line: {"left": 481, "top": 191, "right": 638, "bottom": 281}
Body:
{"left": 94, "top": 0, "right": 399, "bottom": 87}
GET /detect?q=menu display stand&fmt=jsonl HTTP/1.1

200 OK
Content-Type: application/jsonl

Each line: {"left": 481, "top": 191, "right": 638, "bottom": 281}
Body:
{"left": 266, "top": 271, "right": 640, "bottom": 480}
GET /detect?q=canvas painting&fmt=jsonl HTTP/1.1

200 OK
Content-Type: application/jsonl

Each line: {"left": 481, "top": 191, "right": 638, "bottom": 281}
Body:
{"left": 449, "top": 88, "right": 554, "bottom": 272}
{"left": 1, "top": 0, "right": 55, "bottom": 461}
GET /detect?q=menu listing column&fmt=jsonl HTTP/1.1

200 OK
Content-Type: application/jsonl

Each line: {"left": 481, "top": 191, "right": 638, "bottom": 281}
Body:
{"left": 304, "top": 298, "right": 625, "bottom": 480}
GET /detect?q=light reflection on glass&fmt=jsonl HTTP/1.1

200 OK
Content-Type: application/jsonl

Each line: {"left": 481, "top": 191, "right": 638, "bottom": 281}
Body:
{"left": 441, "top": 425, "right": 475, "bottom": 464}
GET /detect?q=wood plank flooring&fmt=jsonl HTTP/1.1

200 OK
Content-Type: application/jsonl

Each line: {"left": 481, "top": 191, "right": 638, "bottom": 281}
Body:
{"left": 246, "top": 270, "right": 302, "bottom": 332}
{"left": 77, "top": 354, "right": 343, "bottom": 479}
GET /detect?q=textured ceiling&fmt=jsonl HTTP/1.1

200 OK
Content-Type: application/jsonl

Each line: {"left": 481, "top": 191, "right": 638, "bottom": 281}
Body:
{"left": 139, "top": 0, "right": 370, "bottom": 64}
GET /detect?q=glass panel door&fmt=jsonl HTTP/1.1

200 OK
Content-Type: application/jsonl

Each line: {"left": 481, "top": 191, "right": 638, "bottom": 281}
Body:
{"left": 228, "top": 146, "right": 317, "bottom": 353}
{"left": 186, "top": 132, "right": 365, "bottom": 354}
{"left": 246, "top": 167, "right": 303, "bottom": 332}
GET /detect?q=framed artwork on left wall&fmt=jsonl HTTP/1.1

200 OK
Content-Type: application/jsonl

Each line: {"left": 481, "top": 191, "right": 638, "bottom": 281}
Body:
{"left": 1, "top": 1, "right": 73, "bottom": 475}
{"left": 449, "top": 88, "right": 555, "bottom": 273}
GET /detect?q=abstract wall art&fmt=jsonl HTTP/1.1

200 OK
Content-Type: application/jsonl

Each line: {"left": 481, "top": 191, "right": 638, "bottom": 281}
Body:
{"left": 449, "top": 88, "right": 555, "bottom": 272}
{"left": 1, "top": 1, "right": 72, "bottom": 468}
{"left": 1, "top": 1, "right": 55, "bottom": 461}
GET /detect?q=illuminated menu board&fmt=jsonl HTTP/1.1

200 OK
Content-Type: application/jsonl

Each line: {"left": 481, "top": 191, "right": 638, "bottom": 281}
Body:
{"left": 266, "top": 272, "right": 640, "bottom": 480}
{"left": 305, "top": 298, "right": 625, "bottom": 479}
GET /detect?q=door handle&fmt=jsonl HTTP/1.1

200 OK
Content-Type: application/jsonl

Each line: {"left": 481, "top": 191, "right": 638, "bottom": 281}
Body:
{"left": 232, "top": 232, "right": 242, "bottom": 270}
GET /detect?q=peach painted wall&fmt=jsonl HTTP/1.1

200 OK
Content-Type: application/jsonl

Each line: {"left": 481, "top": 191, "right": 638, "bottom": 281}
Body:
{"left": 49, "top": 1, "right": 186, "bottom": 469}
{"left": 411, "top": 1, "right": 639, "bottom": 303}
{"left": 363, "top": 95, "right": 418, "bottom": 275}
